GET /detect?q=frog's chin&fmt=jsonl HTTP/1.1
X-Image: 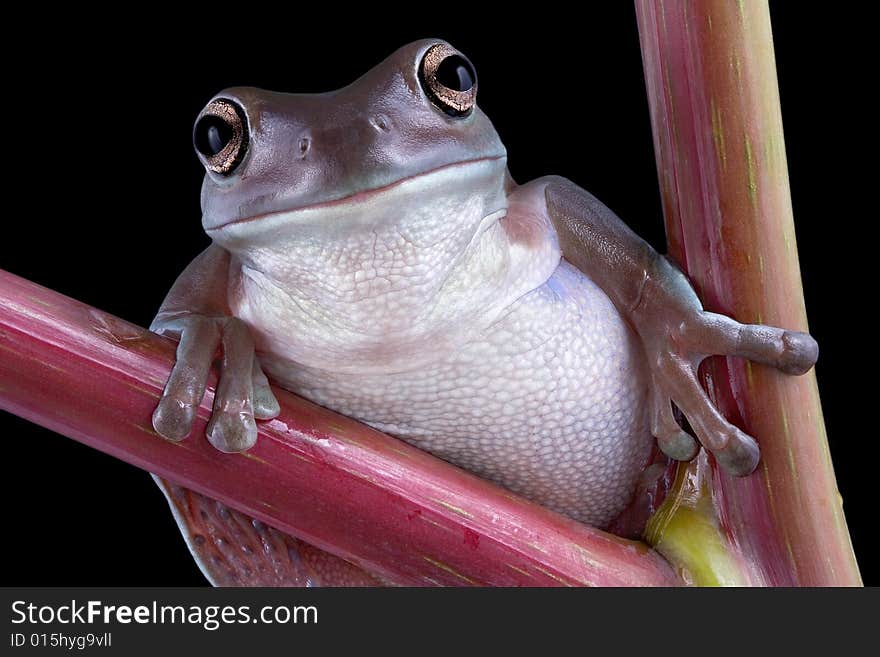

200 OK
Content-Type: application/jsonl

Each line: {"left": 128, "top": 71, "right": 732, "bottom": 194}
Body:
{"left": 204, "top": 155, "right": 508, "bottom": 243}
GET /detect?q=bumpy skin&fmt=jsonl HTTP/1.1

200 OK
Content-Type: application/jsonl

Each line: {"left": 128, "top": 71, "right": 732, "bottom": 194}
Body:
{"left": 151, "top": 39, "right": 818, "bottom": 583}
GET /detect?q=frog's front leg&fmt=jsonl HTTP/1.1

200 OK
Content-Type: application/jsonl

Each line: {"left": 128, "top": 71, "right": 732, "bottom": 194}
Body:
{"left": 150, "top": 244, "right": 280, "bottom": 451}
{"left": 537, "top": 176, "right": 818, "bottom": 475}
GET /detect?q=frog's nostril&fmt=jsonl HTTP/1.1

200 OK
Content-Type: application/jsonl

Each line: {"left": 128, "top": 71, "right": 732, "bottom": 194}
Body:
{"left": 370, "top": 114, "right": 392, "bottom": 133}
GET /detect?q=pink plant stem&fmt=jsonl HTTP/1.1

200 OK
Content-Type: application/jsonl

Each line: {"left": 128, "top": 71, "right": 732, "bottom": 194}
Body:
{"left": 0, "top": 269, "right": 679, "bottom": 586}
{"left": 636, "top": 0, "right": 860, "bottom": 584}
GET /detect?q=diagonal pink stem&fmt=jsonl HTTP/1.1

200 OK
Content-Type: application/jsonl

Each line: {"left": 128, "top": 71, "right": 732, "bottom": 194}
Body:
{"left": 0, "top": 269, "right": 679, "bottom": 587}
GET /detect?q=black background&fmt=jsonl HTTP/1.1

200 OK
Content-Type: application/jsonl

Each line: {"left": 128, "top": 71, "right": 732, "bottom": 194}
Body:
{"left": 2, "top": 5, "right": 875, "bottom": 586}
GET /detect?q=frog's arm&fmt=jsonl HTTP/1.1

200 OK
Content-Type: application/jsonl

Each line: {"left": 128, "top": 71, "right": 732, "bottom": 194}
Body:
{"left": 150, "top": 243, "right": 279, "bottom": 451}
{"left": 534, "top": 176, "right": 817, "bottom": 475}
{"left": 149, "top": 247, "right": 383, "bottom": 586}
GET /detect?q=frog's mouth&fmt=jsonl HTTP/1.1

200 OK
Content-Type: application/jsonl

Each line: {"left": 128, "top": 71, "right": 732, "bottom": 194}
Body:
{"left": 205, "top": 155, "right": 507, "bottom": 234}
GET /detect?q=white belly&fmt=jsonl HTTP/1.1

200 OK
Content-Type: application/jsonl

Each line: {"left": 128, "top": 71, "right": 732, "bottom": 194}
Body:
{"left": 259, "top": 260, "right": 652, "bottom": 527}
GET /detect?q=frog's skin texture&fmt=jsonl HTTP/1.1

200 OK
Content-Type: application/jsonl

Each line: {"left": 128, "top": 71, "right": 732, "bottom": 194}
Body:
{"left": 151, "top": 40, "right": 818, "bottom": 585}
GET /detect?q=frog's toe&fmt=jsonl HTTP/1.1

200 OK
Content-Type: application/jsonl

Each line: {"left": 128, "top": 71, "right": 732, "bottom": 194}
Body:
{"left": 253, "top": 388, "right": 281, "bottom": 420}
{"left": 680, "top": 311, "right": 818, "bottom": 375}
{"left": 654, "top": 351, "right": 760, "bottom": 476}
{"left": 779, "top": 330, "right": 819, "bottom": 375}
{"left": 152, "top": 398, "right": 197, "bottom": 442}
{"left": 657, "top": 428, "right": 698, "bottom": 462}
{"left": 712, "top": 430, "right": 760, "bottom": 477}
{"left": 252, "top": 357, "right": 281, "bottom": 420}
{"left": 650, "top": 385, "right": 698, "bottom": 462}
{"left": 207, "top": 410, "right": 258, "bottom": 452}
{"left": 205, "top": 318, "right": 259, "bottom": 452}
{"left": 152, "top": 316, "right": 221, "bottom": 442}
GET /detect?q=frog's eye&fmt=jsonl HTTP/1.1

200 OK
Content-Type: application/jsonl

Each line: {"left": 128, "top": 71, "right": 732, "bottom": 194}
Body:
{"left": 419, "top": 43, "right": 477, "bottom": 117}
{"left": 193, "top": 98, "right": 249, "bottom": 176}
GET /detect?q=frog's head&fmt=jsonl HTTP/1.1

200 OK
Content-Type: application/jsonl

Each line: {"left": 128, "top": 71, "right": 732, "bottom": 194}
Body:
{"left": 195, "top": 39, "right": 508, "bottom": 249}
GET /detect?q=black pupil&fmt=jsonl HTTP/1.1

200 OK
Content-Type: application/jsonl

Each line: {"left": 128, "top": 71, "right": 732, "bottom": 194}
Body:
{"left": 195, "top": 116, "right": 234, "bottom": 156}
{"left": 435, "top": 54, "right": 475, "bottom": 92}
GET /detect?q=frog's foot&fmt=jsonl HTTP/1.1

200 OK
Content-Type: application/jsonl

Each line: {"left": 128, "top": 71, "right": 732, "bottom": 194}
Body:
{"left": 648, "top": 310, "right": 818, "bottom": 476}
{"left": 151, "top": 315, "right": 280, "bottom": 452}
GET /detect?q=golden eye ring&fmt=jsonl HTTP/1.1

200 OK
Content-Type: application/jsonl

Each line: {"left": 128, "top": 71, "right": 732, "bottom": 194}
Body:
{"left": 419, "top": 43, "right": 477, "bottom": 117}
{"left": 193, "top": 98, "right": 249, "bottom": 175}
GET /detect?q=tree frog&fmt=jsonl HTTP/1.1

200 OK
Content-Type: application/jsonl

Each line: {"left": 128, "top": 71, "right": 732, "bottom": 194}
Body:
{"left": 151, "top": 40, "right": 817, "bottom": 584}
